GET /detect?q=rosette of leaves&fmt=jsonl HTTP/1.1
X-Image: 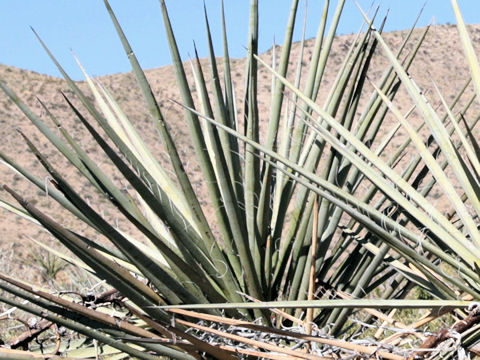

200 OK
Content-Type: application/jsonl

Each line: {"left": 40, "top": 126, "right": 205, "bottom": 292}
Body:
{"left": 0, "top": 0, "right": 479, "bottom": 359}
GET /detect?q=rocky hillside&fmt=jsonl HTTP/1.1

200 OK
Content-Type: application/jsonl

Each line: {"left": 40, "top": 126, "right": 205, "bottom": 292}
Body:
{"left": 0, "top": 24, "right": 479, "bottom": 284}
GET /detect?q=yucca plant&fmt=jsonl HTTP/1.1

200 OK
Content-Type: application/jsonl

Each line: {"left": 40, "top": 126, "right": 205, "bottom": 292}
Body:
{"left": 1, "top": 0, "right": 480, "bottom": 358}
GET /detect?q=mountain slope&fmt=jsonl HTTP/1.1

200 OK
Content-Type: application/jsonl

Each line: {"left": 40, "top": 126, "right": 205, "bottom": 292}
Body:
{"left": 0, "top": 24, "right": 479, "bottom": 283}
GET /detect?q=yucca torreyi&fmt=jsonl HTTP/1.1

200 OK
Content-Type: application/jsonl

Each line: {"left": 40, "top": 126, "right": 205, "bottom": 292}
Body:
{"left": 0, "top": 0, "right": 479, "bottom": 358}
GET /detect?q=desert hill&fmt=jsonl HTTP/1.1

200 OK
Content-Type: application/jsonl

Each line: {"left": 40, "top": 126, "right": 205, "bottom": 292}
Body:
{"left": 0, "top": 24, "right": 479, "bottom": 284}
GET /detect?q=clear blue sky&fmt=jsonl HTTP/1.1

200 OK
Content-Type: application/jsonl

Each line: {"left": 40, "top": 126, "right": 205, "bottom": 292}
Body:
{"left": 1, "top": 1, "right": 478, "bottom": 80}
